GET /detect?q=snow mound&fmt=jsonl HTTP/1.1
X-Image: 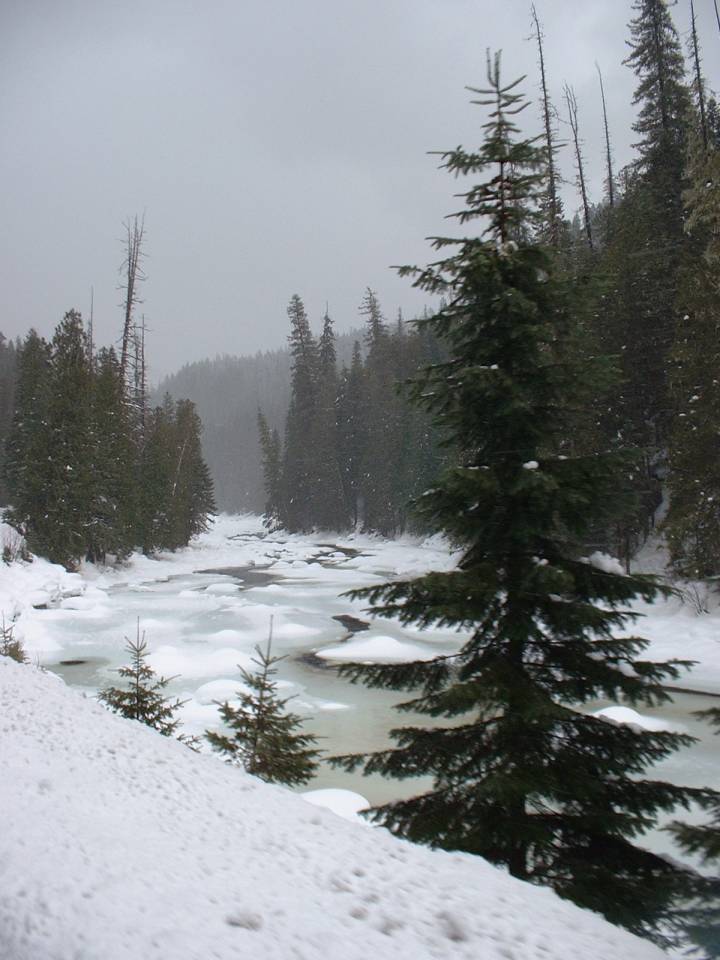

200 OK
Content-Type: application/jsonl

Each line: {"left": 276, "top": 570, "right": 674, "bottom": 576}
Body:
{"left": 301, "top": 788, "right": 370, "bottom": 824}
{"left": 146, "top": 645, "right": 254, "bottom": 678}
{"left": 317, "top": 635, "right": 435, "bottom": 663}
{"left": 592, "top": 705, "right": 688, "bottom": 733}
{"left": 0, "top": 658, "right": 664, "bottom": 960}
{"left": 194, "top": 677, "right": 252, "bottom": 704}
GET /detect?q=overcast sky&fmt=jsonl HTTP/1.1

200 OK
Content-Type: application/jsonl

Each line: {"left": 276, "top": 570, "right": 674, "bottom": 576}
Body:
{"left": 1, "top": 0, "right": 718, "bottom": 382}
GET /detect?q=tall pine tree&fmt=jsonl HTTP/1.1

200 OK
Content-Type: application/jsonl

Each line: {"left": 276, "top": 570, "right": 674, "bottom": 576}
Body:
{"left": 281, "top": 295, "right": 319, "bottom": 532}
{"left": 331, "top": 54, "right": 711, "bottom": 946}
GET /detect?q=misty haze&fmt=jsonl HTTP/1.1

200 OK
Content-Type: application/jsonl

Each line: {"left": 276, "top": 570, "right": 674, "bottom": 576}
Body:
{"left": 1, "top": 2, "right": 720, "bottom": 959}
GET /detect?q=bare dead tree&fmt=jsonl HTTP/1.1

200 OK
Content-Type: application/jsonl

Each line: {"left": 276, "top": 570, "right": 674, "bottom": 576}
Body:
{"left": 87, "top": 285, "right": 95, "bottom": 363}
{"left": 564, "top": 83, "right": 594, "bottom": 252}
{"left": 530, "top": 5, "right": 561, "bottom": 244}
{"left": 132, "top": 314, "right": 149, "bottom": 438}
{"left": 595, "top": 63, "right": 615, "bottom": 207}
{"left": 689, "top": 0, "right": 708, "bottom": 150}
{"left": 119, "top": 214, "right": 146, "bottom": 381}
{"left": 714, "top": 0, "right": 720, "bottom": 38}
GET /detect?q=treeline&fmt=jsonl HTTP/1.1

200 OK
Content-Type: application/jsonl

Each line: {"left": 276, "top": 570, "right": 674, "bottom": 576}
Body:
{"left": 3, "top": 311, "right": 215, "bottom": 569}
{"left": 259, "top": 290, "right": 443, "bottom": 536}
{"left": 540, "top": 0, "right": 720, "bottom": 578}
{"left": 155, "top": 333, "right": 363, "bottom": 514}
{"left": 0, "top": 334, "right": 18, "bottom": 504}
{"left": 262, "top": 0, "right": 720, "bottom": 577}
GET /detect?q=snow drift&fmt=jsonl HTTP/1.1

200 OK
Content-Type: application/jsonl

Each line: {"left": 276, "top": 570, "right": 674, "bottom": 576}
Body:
{"left": 0, "top": 657, "right": 663, "bottom": 960}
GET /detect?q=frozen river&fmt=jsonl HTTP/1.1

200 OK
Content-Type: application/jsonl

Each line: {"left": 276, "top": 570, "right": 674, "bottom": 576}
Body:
{"left": 24, "top": 515, "right": 719, "bottom": 842}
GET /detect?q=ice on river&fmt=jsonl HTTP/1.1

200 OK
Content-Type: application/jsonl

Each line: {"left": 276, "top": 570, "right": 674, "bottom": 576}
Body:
{"left": 2, "top": 514, "right": 719, "bottom": 812}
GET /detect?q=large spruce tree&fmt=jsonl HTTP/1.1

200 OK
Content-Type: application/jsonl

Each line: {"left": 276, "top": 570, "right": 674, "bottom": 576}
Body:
{"left": 605, "top": 0, "right": 690, "bottom": 496}
{"left": 331, "top": 55, "right": 712, "bottom": 945}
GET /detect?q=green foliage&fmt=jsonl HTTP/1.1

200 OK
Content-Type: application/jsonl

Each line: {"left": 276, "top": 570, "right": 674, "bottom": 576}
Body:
{"left": 281, "top": 295, "right": 321, "bottom": 532}
{"left": 0, "top": 333, "right": 18, "bottom": 504}
{"left": 86, "top": 347, "right": 136, "bottom": 562}
{"left": 4, "top": 313, "right": 215, "bottom": 568}
{"left": 98, "top": 624, "right": 185, "bottom": 738}
{"left": 666, "top": 122, "right": 720, "bottom": 576}
{"left": 257, "top": 409, "right": 283, "bottom": 527}
{"left": 137, "top": 394, "right": 216, "bottom": 553}
{"left": 268, "top": 292, "right": 442, "bottom": 536}
{"left": 330, "top": 54, "right": 712, "bottom": 946}
{"left": 206, "top": 633, "right": 321, "bottom": 786}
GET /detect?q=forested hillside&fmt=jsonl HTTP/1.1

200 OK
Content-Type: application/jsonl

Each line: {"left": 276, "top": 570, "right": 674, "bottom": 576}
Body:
{"left": 156, "top": 328, "right": 367, "bottom": 514}
{"left": 153, "top": 0, "right": 720, "bottom": 582}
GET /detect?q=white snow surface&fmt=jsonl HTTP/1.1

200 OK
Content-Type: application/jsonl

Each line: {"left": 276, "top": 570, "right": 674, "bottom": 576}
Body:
{"left": 1, "top": 512, "right": 718, "bottom": 694}
{"left": 592, "top": 705, "right": 688, "bottom": 734}
{"left": 301, "top": 787, "right": 371, "bottom": 824}
{"left": 0, "top": 656, "right": 663, "bottom": 960}
{"left": 317, "top": 634, "right": 436, "bottom": 663}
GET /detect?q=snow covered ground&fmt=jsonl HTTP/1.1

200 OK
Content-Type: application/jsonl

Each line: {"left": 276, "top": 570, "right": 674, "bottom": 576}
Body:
{"left": 0, "top": 655, "right": 665, "bottom": 960}
{"left": 1, "top": 514, "right": 719, "bottom": 957}
{"left": 1, "top": 513, "right": 719, "bottom": 809}
{"left": 2, "top": 514, "right": 719, "bottom": 695}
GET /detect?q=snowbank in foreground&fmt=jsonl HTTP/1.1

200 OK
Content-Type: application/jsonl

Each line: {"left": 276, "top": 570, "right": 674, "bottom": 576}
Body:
{"left": 0, "top": 658, "right": 662, "bottom": 960}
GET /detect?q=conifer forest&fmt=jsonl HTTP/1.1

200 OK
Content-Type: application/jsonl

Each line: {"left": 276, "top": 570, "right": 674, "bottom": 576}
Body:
{"left": 2, "top": 1, "right": 720, "bottom": 958}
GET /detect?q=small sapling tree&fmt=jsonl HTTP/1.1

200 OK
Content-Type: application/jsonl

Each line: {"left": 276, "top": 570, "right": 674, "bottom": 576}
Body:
{"left": 98, "top": 622, "right": 185, "bottom": 738}
{"left": 206, "top": 622, "right": 321, "bottom": 786}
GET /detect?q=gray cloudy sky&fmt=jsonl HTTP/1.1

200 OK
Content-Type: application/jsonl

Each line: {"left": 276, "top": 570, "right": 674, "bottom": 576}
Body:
{"left": 1, "top": 0, "right": 718, "bottom": 381}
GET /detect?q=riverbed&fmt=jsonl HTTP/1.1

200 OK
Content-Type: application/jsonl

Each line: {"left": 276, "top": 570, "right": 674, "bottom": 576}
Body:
{"left": 21, "top": 515, "right": 718, "bottom": 839}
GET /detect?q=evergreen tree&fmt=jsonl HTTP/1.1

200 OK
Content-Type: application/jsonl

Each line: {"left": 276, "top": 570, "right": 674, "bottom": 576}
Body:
{"left": 137, "top": 394, "right": 178, "bottom": 553}
{"left": 337, "top": 341, "right": 366, "bottom": 527}
{"left": 611, "top": 0, "right": 691, "bottom": 445}
{"left": 0, "top": 333, "right": 18, "bottom": 505}
{"left": 331, "top": 55, "right": 712, "bottom": 945}
{"left": 98, "top": 624, "right": 185, "bottom": 737}
{"left": 312, "top": 311, "right": 350, "bottom": 530}
{"left": 665, "top": 38, "right": 720, "bottom": 577}
{"left": 9, "top": 312, "right": 96, "bottom": 568}
{"left": 45, "top": 311, "right": 95, "bottom": 567}
{"left": 588, "top": 0, "right": 692, "bottom": 558}
{"left": 257, "top": 409, "right": 283, "bottom": 527}
{"left": 206, "top": 632, "right": 321, "bottom": 786}
{"left": 358, "top": 288, "right": 402, "bottom": 535}
{"left": 166, "top": 398, "right": 216, "bottom": 549}
{"left": 86, "top": 347, "right": 136, "bottom": 562}
{"left": 4, "top": 330, "right": 52, "bottom": 552}
{"left": 281, "top": 295, "right": 319, "bottom": 531}
{"left": 135, "top": 395, "right": 214, "bottom": 553}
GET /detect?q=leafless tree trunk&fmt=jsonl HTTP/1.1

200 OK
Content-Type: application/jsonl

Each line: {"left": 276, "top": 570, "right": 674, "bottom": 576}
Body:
{"left": 531, "top": 5, "right": 560, "bottom": 244}
{"left": 690, "top": 0, "right": 708, "bottom": 151}
{"left": 133, "top": 314, "right": 148, "bottom": 439}
{"left": 87, "top": 285, "right": 95, "bottom": 364}
{"left": 119, "top": 214, "right": 146, "bottom": 381}
{"left": 564, "top": 84, "right": 594, "bottom": 252}
{"left": 595, "top": 63, "right": 615, "bottom": 208}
